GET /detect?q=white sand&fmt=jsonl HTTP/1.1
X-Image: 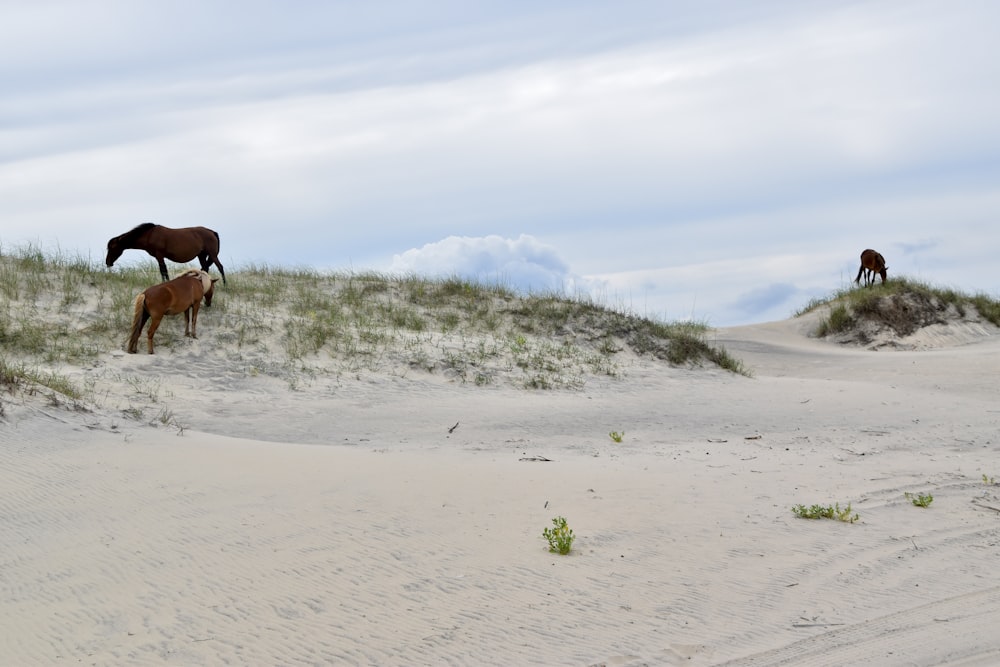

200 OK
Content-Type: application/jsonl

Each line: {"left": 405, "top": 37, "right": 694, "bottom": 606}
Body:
{"left": 2, "top": 311, "right": 1000, "bottom": 665}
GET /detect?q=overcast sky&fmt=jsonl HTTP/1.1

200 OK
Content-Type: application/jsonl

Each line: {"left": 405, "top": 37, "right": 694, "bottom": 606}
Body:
{"left": 3, "top": 1, "right": 998, "bottom": 326}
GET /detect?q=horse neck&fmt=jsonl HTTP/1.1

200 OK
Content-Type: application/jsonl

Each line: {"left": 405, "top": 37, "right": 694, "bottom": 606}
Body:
{"left": 124, "top": 224, "right": 158, "bottom": 248}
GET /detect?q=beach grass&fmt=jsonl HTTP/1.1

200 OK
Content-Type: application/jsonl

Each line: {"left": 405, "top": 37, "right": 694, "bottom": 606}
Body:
{"left": 797, "top": 276, "right": 1000, "bottom": 337}
{"left": 0, "top": 243, "right": 750, "bottom": 405}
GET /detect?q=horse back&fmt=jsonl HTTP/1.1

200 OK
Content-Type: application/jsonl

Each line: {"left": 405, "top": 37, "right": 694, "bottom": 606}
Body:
{"left": 860, "top": 248, "right": 885, "bottom": 271}
{"left": 143, "top": 272, "right": 206, "bottom": 314}
{"left": 150, "top": 225, "right": 220, "bottom": 262}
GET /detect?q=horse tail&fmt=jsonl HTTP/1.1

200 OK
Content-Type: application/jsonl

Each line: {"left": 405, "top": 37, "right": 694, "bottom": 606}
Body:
{"left": 126, "top": 293, "right": 147, "bottom": 353}
{"left": 854, "top": 264, "right": 863, "bottom": 284}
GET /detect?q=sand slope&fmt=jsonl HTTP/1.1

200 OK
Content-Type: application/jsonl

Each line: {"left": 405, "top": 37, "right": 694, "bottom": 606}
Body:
{"left": 2, "top": 315, "right": 1000, "bottom": 665}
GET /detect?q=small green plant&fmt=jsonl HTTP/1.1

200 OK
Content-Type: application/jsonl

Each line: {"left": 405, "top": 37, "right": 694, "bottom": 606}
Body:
{"left": 542, "top": 516, "right": 576, "bottom": 555}
{"left": 609, "top": 430, "right": 624, "bottom": 443}
{"left": 984, "top": 474, "right": 996, "bottom": 486}
{"left": 905, "top": 492, "right": 934, "bottom": 508}
{"left": 792, "top": 503, "right": 859, "bottom": 523}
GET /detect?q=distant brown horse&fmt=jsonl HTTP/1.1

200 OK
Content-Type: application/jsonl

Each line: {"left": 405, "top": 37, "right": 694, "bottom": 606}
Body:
{"left": 854, "top": 249, "right": 887, "bottom": 287}
{"left": 107, "top": 223, "right": 226, "bottom": 284}
{"left": 127, "top": 269, "right": 219, "bottom": 354}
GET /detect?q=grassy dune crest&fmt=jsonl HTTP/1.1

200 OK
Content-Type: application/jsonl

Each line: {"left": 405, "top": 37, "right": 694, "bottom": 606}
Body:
{"left": 798, "top": 277, "right": 1000, "bottom": 343}
{"left": 0, "top": 244, "right": 748, "bottom": 404}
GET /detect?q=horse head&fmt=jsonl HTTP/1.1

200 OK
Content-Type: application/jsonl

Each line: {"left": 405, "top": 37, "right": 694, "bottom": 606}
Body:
{"left": 203, "top": 276, "right": 220, "bottom": 307}
{"left": 105, "top": 235, "right": 125, "bottom": 267}
{"left": 185, "top": 269, "right": 220, "bottom": 307}
{"left": 876, "top": 253, "right": 888, "bottom": 283}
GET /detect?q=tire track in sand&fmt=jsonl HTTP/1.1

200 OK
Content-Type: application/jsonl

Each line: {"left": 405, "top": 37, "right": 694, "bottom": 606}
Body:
{"left": 715, "top": 586, "right": 1000, "bottom": 666}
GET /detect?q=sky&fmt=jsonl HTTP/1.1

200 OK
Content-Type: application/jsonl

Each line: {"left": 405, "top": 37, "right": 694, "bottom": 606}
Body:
{"left": 2, "top": 0, "right": 999, "bottom": 326}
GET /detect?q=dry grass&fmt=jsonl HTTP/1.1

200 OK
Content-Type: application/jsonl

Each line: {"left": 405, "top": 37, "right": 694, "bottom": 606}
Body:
{"left": 0, "top": 244, "right": 749, "bottom": 406}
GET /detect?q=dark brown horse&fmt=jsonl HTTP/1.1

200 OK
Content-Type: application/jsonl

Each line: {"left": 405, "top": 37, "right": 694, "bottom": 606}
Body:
{"left": 107, "top": 223, "right": 226, "bottom": 284}
{"left": 127, "top": 269, "right": 219, "bottom": 354}
{"left": 854, "top": 249, "right": 888, "bottom": 287}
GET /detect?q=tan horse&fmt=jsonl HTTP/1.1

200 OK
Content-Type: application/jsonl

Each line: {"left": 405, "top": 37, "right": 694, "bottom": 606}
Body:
{"left": 107, "top": 222, "right": 226, "bottom": 284}
{"left": 126, "top": 269, "right": 219, "bottom": 354}
{"left": 854, "top": 249, "right": 887, "bottom": 287}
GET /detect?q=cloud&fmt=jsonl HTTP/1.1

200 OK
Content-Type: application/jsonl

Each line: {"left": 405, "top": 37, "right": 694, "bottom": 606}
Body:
{"left": 387, "top": 234, "right": 580, "bottom": 293}
{"left": 896, "top": 239, "right": 938, "bottom": 256}
{"left": 729, "top": 283, "right": 799, "bottom": 317}
{"left": 2, "top": 2, "right": 1000, "bottom": 325}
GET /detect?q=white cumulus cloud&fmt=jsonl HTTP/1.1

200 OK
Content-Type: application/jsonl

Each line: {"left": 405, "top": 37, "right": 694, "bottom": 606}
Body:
{"left": 388, "top": 234, "right": 586, "bottom": 294}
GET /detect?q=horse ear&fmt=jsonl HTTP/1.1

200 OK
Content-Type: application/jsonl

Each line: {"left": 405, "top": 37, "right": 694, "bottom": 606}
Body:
{"left": 211, "top": 277, "right": 220, "bottom": 284}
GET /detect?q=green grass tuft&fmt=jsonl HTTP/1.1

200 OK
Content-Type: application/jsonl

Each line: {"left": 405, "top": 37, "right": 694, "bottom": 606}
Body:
{"left": 799, "top": 277, "right": 1000, "bottom": 338}
{"left": 792, "top": 502, "right": 859, "bottom": 523}
{"left": 905, "top": 492, "right": 934, "bottom": 508}
{"left": 542, "top": 516, "right": 576, "bottom": 555}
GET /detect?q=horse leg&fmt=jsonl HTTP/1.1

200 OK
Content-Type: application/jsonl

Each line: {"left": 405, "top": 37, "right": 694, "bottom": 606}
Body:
{"left": 183, "top": 307, "right": 192, "bottom": 337}
{"left": 146, "top": 314, "right": 164, "bottom": 354}
{"left": 209, "top": 253, "right": 226, "bottom": 285}
{"left": 855, "top": 264, "right": 864, "bottom": 285}
{"left": 199, "top": 253, "right": 225, "bottom": 287}
{"left": 157, "top": 257, "right": 170, "bottom": 282}
{"left": 197, "top": 252, "right": 226, "bottom": 286}
{"left": 189, "top": 302, "right": 201, "bottom": 339}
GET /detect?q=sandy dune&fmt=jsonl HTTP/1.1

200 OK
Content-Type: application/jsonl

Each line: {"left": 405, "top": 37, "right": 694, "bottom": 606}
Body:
{"left": 2, "top": 313, "right": 1000, "bottom": 665}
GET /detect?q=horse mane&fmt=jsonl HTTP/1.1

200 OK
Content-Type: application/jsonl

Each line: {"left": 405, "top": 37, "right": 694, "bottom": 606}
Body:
{"left": 178, "top": 268, "right": 212, "bottom": 292}
{"left": 117, "top": 222, "right": 158, "bottom": 245}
